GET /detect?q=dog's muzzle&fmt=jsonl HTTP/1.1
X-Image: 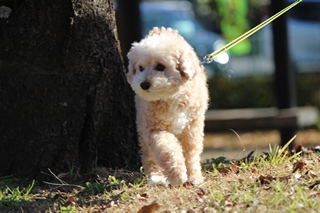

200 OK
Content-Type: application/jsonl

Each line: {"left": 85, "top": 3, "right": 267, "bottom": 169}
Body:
{"left": 140, "top": 81, "right": 151, "bottom": 90}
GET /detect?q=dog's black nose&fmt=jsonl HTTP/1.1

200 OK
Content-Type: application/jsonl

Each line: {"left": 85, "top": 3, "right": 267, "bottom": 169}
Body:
{"left": 140, "top": 81, "right": 151, "bottom": 90}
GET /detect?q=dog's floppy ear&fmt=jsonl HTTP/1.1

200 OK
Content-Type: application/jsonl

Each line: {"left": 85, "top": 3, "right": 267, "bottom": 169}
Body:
{"left": 126, "top": 60, "right": 135, "bottom": 85}
{"left": 177, "top": 50, "right": 200, "bottom": 80}
{"left": 126, "top": 49, "right": 137, "bottom": 85}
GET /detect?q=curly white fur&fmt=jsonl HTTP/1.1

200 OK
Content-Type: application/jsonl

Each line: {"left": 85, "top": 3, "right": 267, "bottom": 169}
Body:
{"left": 126, "top": 27, "right": 209, "bottom": 185}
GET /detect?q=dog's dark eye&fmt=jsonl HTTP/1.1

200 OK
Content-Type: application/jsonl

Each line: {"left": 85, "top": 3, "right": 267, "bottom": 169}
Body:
{"left": 139, "top": 66, "right": 144, "bottom": 72}
{"left": 155, "top": 64, "right": 165, "bottom": 71}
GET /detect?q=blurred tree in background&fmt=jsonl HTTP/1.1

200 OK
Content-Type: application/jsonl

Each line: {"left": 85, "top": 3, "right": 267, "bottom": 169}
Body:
{"left": 191, "top": 0, "right": 267, "bottom": 55}
{"left": 215, "top": 0, "right": 251, "bottom": 55}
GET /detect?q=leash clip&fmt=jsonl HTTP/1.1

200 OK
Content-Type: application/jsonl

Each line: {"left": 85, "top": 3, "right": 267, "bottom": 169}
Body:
{"left": 199, "top": 54, "right": 213, "bottom": 66}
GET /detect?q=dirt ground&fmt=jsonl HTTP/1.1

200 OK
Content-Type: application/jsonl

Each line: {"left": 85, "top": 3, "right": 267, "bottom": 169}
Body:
{"left": 202, "top": 129, "right": 320, "bottom": 161}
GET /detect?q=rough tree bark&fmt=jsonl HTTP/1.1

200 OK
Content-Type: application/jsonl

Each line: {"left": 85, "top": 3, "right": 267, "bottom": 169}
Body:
{"left": 0, "top": 0, "right": 140, "bottom": 178}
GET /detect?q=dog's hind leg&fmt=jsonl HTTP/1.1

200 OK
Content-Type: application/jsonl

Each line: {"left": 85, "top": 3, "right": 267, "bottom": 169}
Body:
{"left": 148, "top": 131, "right": 188, "bottom": 185}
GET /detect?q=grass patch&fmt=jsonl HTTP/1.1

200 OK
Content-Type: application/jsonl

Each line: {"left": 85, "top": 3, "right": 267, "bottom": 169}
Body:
{"left": 0, "top": 178, "right": 35, "bottom": 208}
{"left": 267, "top": 135, "right": 301, "bottom": 165}
{"left": 1, "top": 141, "right": 320, "bottom": 212}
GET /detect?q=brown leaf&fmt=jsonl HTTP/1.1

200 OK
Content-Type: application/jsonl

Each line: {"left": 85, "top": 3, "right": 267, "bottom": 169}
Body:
{"left": 258, "top": 175, "right": 275, "bottom": 184}
{"left": 278, "top": 175, "right": 291, "bottom": 182}
{"left": 293, "top": 144, "right": 302, "bottom": 153}
{"left": 196, "top": 188, "right": 206, "bottom": 197}
{"left": 258, "top": 175, "right": 290, "bottom": 184}
{"left": 138, "top": 202, "right": 160, "bottom": 213}
{"left": 138, "top": 193, "right": 148, "bottom": 199}
{"left": 292, "top": 161, "right": 306, "bottom": 173}
{"left": 183, "top": 182, "right": 194, "bottom": 187}
{"left": 251, "top": 168, "right": 258, "bottom": 174}
{"left": 216, "top": 167, "right": 232, "bottom": 175}
{"left": 64, "top": 197, "right": 77, "bottom": 206}
{"left": 309, "top": 180, "right": 320, "bottom": 189}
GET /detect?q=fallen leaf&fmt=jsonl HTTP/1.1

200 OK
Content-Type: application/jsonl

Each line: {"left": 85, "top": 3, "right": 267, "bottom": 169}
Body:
{"left": 258, "top": 175, "right": 290, "bottom": 184}
{"left": 292, "top": 161, "right": 306, "bottom": 173}
{"left": 138, "top": 202, "right": 160, "bottom": 213}
{"left": 278, "top": 176, "right": 291, "bottom": 181}
{"left": 196, "top": 188, "right": 206, "bottom": 197}
{"left": 138, "top": 193, "right": 148, "bottom": 200}
{"left": 251, "top": 168, "right": 258, "bottom": 174}
{"left": 258, "top": 175, "right": 275, "bottom": 184}
{"left": 309, "top": 180, "right": 320, "bottom": 189}
{"left": 216, "top": 167, "right": 232, "bottom": 175}
{"left": 64, "top": 197, "right": 77, "bottom": 206}
{"left": 141, "top": 193, "right": 147, "bottom": 198}
{"left": 293, "top": 144, "right": 302, "bottom": 153}
{"left": 183, "top": 182, "right": 194, "bottom": 187}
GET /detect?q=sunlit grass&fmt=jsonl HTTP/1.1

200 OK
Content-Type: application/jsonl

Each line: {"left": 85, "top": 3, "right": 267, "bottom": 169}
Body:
{"left": 1, "top": 139, "right": 320, "bottom": 212}
{"left": 0, "top": 178, "right": 35, "bottom": 208}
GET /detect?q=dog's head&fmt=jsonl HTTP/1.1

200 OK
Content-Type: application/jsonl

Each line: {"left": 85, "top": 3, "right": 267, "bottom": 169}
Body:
{"left": 126, "top": 27, "right": 201, "bottom": 101}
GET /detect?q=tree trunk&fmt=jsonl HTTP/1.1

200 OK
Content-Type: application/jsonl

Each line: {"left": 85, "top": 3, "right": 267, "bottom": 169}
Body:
{"left": 115, "top": 0, "right": 142, "bottom": 67}
{"left": 0, "top": 0, "right": 140, "bottom": 179}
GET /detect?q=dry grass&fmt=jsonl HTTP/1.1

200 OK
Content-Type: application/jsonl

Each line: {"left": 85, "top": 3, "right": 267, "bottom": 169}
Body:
{"left": 1, "top": 130, "right": 320, "bottom": 213}
{"left": 82, "top": 150, "right": 320, "bottom": 213}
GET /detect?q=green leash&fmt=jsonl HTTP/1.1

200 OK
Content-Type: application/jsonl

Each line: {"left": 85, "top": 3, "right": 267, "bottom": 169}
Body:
{"left": 199, "top": 0, "right": 302, "bottom": 66}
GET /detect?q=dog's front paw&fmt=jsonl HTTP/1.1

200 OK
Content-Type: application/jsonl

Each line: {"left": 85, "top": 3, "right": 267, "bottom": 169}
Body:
{"left": 149, "top": 175, "right": 167, "bottom": 186}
